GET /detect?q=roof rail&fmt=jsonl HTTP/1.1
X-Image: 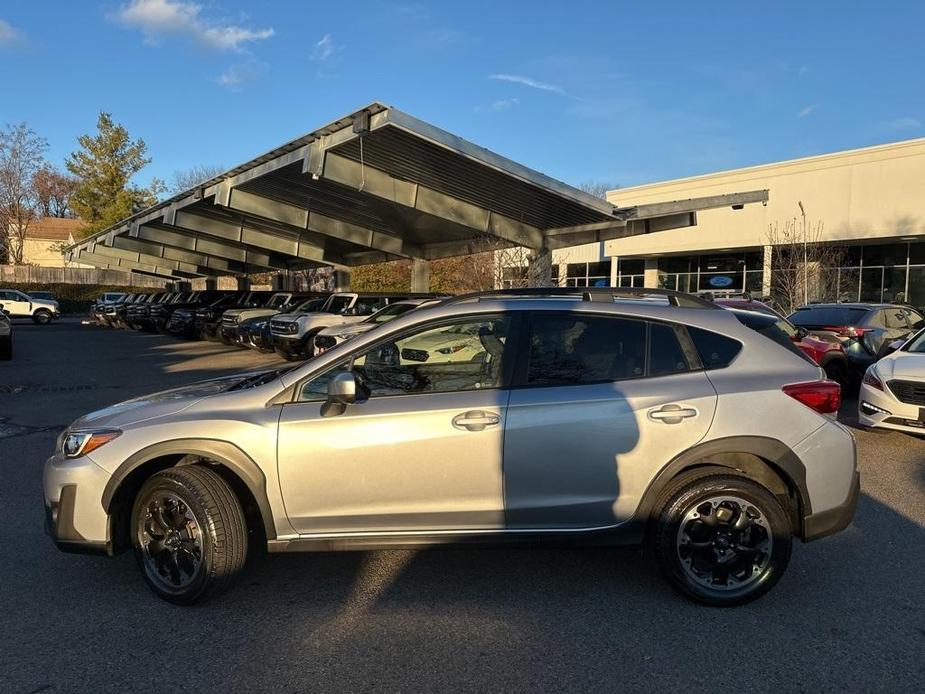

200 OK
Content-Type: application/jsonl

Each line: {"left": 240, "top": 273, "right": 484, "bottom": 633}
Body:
{"left": 441, "top": 287, "right": 718, "bottom": 309}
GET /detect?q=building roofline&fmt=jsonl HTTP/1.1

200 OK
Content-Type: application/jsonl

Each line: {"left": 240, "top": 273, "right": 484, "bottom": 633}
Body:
{"left": 609, "top": 136, "right": 925, "bottom": 198}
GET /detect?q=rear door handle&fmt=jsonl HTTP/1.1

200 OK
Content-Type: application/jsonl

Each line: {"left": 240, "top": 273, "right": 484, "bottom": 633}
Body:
{"left": 452, "top": 410, "right": 501, "bottom": 432}
{"left": 648, "top": 404, "right": 698, "bottom": 424}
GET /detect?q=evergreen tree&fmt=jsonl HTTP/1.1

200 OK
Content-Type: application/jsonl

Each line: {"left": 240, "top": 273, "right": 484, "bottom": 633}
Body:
{"left": 66, "top": 112, "right": 164, "bottom": 237}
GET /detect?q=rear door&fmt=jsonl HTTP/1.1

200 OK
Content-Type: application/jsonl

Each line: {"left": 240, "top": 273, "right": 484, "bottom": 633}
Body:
{"left": 503, "top": 312, "right": 717, "bottom": 530}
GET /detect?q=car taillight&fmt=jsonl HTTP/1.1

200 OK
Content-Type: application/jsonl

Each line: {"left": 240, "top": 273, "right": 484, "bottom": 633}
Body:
{"left": 823, "top": 325, "right": 868, "bottom": 338}
{"left": 861, "top": 368, "right": 884, "bottom": 391}
{"left": 782, "top": 380, "right": 841, "bottom": 414}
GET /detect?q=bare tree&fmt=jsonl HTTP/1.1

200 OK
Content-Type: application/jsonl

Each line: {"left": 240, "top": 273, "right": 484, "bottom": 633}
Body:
{"left": 0, "top": 123, "right": 48, "bottom": 264}
{"left": 32, "top": 165, "right": 77, "bottom": 218}
{"left": 767, "top": 216, "right": 844, "bottom": 313}
{"left": 576, "top": 180, "right": 618, "bottom": 199}
{"left": 170, "top": 165, "right": 225, "bottom": 194}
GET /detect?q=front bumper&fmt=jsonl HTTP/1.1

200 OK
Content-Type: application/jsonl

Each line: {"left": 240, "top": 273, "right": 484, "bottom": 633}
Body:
{"left": 43, "top": 451, "right": 113, "bottom": 556}
{"left": 857, "top": 382, "right": 925, "bottom": 434}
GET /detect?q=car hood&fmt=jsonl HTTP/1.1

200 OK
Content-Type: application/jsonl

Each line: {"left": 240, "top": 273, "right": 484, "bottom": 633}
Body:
{"left": 229, "top": 308, "right": 279, "bottom": 322}
{"left": 68, "top": 368, "right": 286, "bottom": 430}
{"left": 880, "top": 351, "right": 925, "bottom": 379}
{"left": 405, "top": 331, "right": 476, "bottom": 350}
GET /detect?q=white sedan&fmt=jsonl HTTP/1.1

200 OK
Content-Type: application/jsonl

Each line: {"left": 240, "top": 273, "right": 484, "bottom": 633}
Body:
{"left": 859, "top": 328, "right": 925, "bottom": 433}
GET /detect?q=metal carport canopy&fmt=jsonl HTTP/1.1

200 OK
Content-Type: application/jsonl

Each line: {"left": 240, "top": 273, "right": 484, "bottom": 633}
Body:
{"left": 64, "top": 102, "right": 769, "bottom": 280}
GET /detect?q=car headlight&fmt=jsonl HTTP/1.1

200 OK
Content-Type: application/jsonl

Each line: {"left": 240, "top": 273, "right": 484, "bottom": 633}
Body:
{"left": 253, "top": 320, "right": 267, "bottom": 329}
{"left": 861, "top": 367, "right": 884, "bottom": 391}
{"left": 62, "top": 429, "right": 121, "bottom": 458}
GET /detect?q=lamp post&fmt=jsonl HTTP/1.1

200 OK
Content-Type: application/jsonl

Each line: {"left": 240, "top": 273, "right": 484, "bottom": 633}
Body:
{"left": 798, "top": 201, "right": 808, "bottom": 305}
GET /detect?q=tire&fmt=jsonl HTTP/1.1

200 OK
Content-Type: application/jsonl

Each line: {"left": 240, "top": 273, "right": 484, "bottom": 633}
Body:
{"left": 131, "top": 466, "right": 248, "bottom": 605}
{"left": 823, "top": 360, "right": 848, "bottom": 389}
{"left": 32, "top": 309, "right": 52, "bottom": 325}
{"left": 650, "top": 470, "right": 792, "bottom": 607}
{"left": 0, "top": 335, "right": 11, "bottom": 360}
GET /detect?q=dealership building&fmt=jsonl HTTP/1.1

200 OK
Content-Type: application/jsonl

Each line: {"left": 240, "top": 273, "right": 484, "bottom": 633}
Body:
{"left": 539, "top": 137, "right": 925, "bottom": 306}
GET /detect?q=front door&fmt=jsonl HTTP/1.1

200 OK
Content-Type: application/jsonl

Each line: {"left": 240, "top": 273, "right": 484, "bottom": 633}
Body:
{"left": 1, "top": 291, "right": 31, "bottom": 317}
{"left": 503, "top": 313, "right": 718, "bottom": 529}
{"left": 277, "top": 314, "right": 513, "bottom": 534}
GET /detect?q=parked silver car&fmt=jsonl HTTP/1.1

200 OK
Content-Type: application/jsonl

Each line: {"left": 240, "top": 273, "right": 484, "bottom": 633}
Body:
{"left": 44, "top": 289, "right": 858, "bottom": 606}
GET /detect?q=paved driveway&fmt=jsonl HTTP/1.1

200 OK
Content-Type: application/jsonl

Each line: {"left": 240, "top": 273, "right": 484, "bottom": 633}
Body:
{"left": 1, "top": 319, "right": 923, "bottom": 693}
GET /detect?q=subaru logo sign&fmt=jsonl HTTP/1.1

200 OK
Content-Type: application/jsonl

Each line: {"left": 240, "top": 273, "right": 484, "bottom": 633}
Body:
{"left": 709, "top": 276, "right": 735, "bottom": 288}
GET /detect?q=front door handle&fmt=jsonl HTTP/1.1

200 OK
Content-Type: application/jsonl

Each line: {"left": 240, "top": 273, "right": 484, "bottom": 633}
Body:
{"left": 452, "top": 410, "right": 501, "bottom": 432}
{"left": 648, "top": 404, "right": 698, "bottom": 424}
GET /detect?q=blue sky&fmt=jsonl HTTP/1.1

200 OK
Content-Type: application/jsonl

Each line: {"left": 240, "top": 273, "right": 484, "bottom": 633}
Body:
{"left": 1, "top": 1, "right": 923, "bottom": 193}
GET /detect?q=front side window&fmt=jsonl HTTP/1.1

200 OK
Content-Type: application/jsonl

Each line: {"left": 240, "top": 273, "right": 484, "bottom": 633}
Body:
{"left": 526, "top": 314, "right": 646, "bottom": 385}
{"left": 297, "top": 316, "right": 511, "bottom": 401}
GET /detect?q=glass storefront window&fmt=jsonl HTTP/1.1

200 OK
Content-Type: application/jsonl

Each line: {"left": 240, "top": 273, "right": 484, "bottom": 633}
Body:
{"left": 907, "top": 267, "right": 925, "bottom": 307}
{"left": 860, "top": 267, "right": 883, "bottom": 303}
{"left": 837, "top": 268, "right": 860, "bottom": 302}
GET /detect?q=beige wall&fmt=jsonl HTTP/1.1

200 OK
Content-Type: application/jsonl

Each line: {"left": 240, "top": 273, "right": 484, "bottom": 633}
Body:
{"left": 604, "top": 137, "right": 925, "bottom": 258}
{"left": 19, "top": 237, "right": 68, "bottom": 267}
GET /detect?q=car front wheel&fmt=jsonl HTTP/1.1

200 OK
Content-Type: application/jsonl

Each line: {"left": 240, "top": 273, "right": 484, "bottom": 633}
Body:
{"left": 131, "top": 466, "right": 248, "bottom": 605}
{"left": 651, "top": 470, "right": 792, "bottom": 606}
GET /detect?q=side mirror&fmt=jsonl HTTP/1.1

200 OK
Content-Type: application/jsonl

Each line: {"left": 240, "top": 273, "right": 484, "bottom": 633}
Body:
{"left": 321, "top": 371, "right": 358, "bottom": 417}
{"left": 795, "top": 327, "right": 808, "bottom": 340}
{"left": 328, "top": 371, "right": 357, "bottom": 405}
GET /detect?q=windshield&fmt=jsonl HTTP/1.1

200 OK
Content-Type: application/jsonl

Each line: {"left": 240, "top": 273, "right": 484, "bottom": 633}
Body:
{"left": 293, "top": 298, "right": 325, "bottom": 314}
{"left": 902, "top": 329, "right": 925, "bottom": 353}
{"left": 267, "top": 294, "right": 289, "bottom": 308}
{"left": 790, "top": 306, "right": 868, "bottom": 327}
{"left": 323, "top": 295, "right": 354, "bottom": 314}
{"left": 363, "top": 302, "right": 417, "bottom": 324}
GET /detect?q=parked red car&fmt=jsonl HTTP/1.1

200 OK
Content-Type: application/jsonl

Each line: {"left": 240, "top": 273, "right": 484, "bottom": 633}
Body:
{"left": 723, "top": 306, "right": 849, "bottom": 386}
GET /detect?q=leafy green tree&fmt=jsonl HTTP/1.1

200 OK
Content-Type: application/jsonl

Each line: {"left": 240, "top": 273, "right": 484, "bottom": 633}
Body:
{"left": 66, "top": 112, "right": 164, "bottom": 237}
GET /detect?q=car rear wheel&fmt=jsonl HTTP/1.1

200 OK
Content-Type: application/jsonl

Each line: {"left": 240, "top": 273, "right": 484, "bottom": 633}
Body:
{"left": 823, "top": 360, "right": 848, "bottom": 388}
{"left": 651, "top": 471, "right": 791, "bottom": 606}
{"left": 131, "top": 466, "right": 248, "bottom": 605}
{"left": 32, "top": 309, "right": 52, "bottom": 325}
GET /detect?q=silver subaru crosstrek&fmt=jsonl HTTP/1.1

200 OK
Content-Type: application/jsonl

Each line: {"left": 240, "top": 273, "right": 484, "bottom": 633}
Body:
{"left": 44, "top": 289, "right": 859, "bottom": 606}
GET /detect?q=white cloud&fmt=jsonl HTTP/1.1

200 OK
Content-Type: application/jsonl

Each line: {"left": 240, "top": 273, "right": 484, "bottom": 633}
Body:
{"left": 489, "top": 73, "right": 566, "bottom": 95}
{"left": 114, "top": 0, "right": 273, "bottom": 51}
{"left": 798, "top": 104, "right": 817, "bottom": 118}
{"left": 0, "top": 18, "right": 23, "bottom": 47}
{"left": 311, "top": 33, "right": 335, "bottom": 62}
{"left": 490, "top": 98, "right": 519, "bottom": 111}
{"left": 884, "top": 117, "right": 921, "bottom": 131}
{"left": 216, "top": 61, "right": 266, "bottom": 91}
{"left": 798, "top": 64, "right": 809, "bottom": 75}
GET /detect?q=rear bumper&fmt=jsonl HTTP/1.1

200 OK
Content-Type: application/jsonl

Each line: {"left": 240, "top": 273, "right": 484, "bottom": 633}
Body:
{"left": 803, "top": 470, "right": 860, "bottom": 541}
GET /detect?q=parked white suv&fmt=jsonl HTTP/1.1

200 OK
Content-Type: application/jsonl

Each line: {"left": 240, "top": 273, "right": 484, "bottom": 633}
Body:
{"left": 0, "top": 289, "right": 60, "bottom": 324}
{"left": 270, "top": 293, "right": 427, "bottom": 360}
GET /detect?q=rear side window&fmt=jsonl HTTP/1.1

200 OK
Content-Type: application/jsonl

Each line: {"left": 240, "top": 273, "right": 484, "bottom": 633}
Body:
{"left": 884, "top": 309, "right": 907, "bottom": 329}
{"left": 687, "top": 326, "right": 742, "bottom": 369}
{"left": 527, "top": 314, "right": 646, "bottom": 385}
{"left": 790, "top": 307, "right": 868, "bottom": 327}
{"left": 649, "top": 323, "right": 690, "bottom": 376}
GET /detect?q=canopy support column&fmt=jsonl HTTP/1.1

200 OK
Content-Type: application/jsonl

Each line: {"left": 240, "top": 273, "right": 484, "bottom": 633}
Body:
{"left": 334, "top": 269, "right": 352, "bottom": 292}
{"left": 527, "top": 247, "right": 553, "bottom": 288}
{"left": 411, "top": 258, "right": 431, "bottom": 293}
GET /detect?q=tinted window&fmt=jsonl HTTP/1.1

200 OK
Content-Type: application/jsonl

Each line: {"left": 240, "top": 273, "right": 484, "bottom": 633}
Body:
{"left": 884, "top": 309, "right": 907, "bottom": 329}
{"left": 688, "top": 326, "right": 742, "bottom": 369}
{"left": 649, "top": 323, "right": 689, "bottom": 377}
{"left": 527, "top": 314, "right": 646, "bottom": 385}
{"left": 907, "top": 309, "right": 924, "bottom": 329}
{"left": 298, "top": 316, "right": 510, "bottom": 401}
{"left": 789, "top": 306, "right": 869, "bottom": 327}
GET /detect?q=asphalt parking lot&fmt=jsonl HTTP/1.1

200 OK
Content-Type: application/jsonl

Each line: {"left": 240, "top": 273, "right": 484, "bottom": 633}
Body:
{"left": 1, "top": 318, "right": 923, "bottom": 693}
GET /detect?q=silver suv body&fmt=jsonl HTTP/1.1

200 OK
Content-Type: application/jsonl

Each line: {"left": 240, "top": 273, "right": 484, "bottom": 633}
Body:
{"left": 44, "top": 289, "right": 859, "bottom": 606}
